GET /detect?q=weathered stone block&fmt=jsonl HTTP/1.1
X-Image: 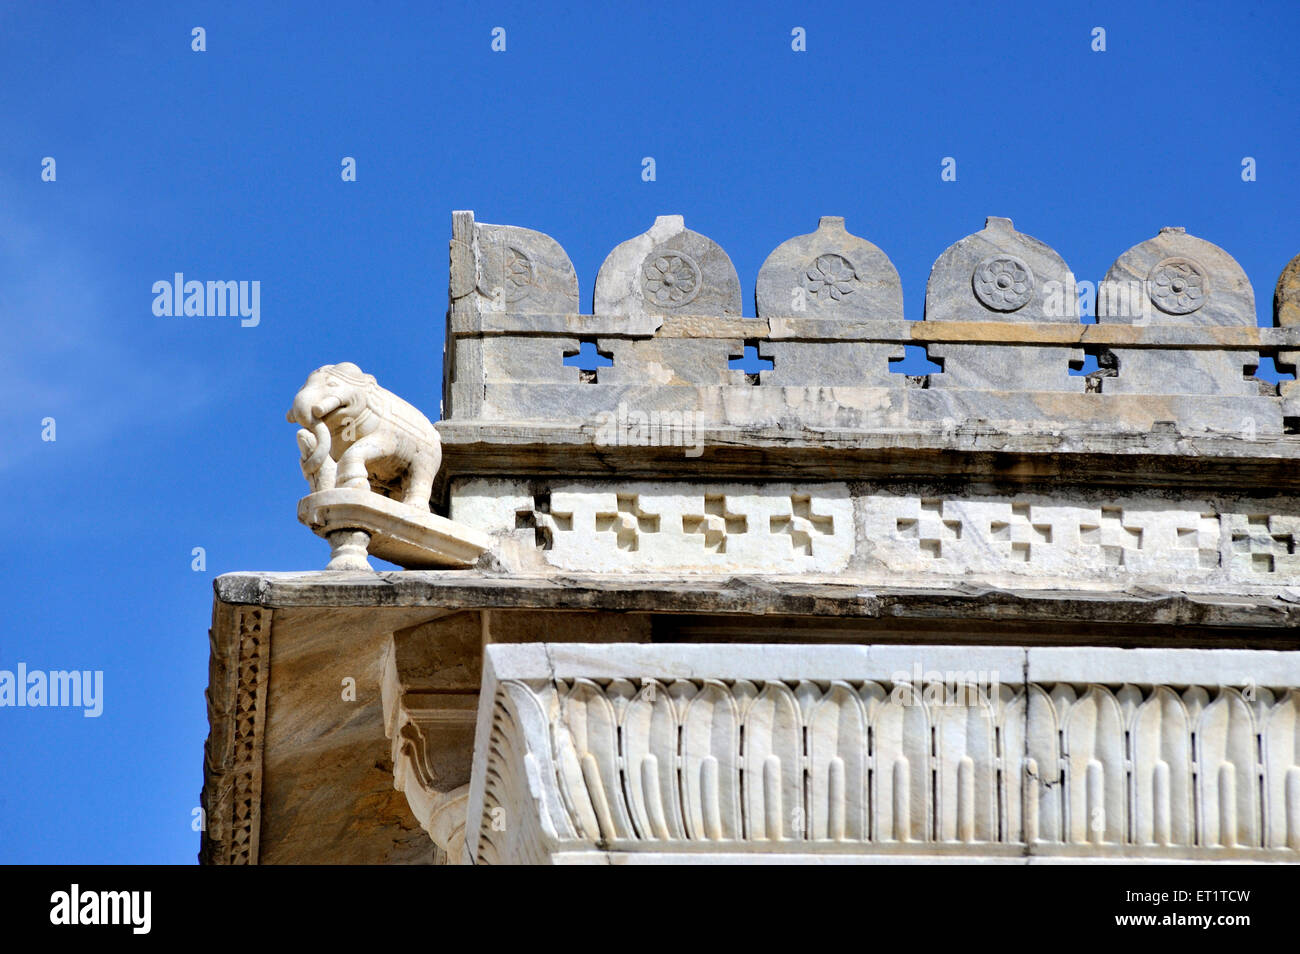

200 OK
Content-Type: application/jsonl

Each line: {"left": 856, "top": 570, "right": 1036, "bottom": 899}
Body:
{"left": 390, "top": 613, "right": 483, "bottom": 693}
{"left": 757, "top": 340, "right": 904, "bottom": 387}
{"left": 480, "top": 335, "right": 584, "bottom": 383}
{"left": 927, "top": 343, "right": 1084, "bottom": 392}
{"left": 1100, "top": 348, "right": 1260, "bottom": 397}
{"left": 596, "top": 337, "right": 743, "bottom": 386}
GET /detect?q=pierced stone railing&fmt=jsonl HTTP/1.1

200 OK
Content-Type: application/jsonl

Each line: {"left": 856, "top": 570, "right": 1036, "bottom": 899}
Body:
{"left": 444, "top": 211, "right": 1300, "bottom": 438}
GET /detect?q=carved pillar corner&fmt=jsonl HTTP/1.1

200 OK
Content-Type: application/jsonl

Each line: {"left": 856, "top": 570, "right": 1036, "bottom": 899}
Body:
{"left": 201, "top": 604, "right": 271, "bottom": 865}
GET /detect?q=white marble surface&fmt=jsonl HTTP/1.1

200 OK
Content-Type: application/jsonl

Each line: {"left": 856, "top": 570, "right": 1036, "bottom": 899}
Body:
{"left": 464, "top": 643, "right": 1300, "bottom": 864}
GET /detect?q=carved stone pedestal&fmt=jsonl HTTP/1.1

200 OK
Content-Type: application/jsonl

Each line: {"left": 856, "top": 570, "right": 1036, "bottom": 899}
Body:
{"left": 325, "top": 529, "right": 371, "bottom": 570}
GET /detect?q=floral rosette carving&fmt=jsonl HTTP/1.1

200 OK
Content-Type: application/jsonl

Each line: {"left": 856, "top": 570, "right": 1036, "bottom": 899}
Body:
{"left": 1147, "top": 257, "right": 1209, "bottom": 315}
{"left": 803, "top": 253, "right": 859, "bottom": 301}
{"left": 642, "top": 251, "right": 702, "bottom": 308}
{"left": 972, "top": 255, "right": 1035, "bottom": 311}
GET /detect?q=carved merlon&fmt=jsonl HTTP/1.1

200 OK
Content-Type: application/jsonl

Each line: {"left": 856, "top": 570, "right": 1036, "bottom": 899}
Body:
{"left": 450, "top": 219, "right": 579, "bottom": 316}
{"left": 444, "top": 211, "right": 1298, "bottom": 435}
{"left": 754, "top": 216, "right": 905, "bottom": 387}
{"left": 1278, "top": 252, "right": 1300, "bottom": 329}
{"left": 756, "top": 216, "right": 903, "bottom": 321}
{"left": 926, "top": 216, "right": 1077, "bottom": 324}
{"left": 595, "top": 215, "right": 743, "bottom": 319}
{"left": 287, "top": 362, "right": 490, "bottom": 570}
{"left": 465, "top": 643, "right": 1300, "bottom": 864}
{"left": 1103, "top": 227, "right": 1255, "bottom": 327}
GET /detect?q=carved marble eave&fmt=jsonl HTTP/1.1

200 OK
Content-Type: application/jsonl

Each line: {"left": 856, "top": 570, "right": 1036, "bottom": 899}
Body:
{"left": 200, "top": 604, "right": 271, "bottom": 865}
{"left": 465, "top": 643, "right": 1300, "bottom": 865}
{"left": 213, "top": 571, "right": 1300, "bottom": 641}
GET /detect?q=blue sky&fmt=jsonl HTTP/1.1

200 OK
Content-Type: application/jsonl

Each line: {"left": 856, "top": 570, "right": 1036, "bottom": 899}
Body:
{"left": 0, "top": 1, "right": 1296, "bottom": 863}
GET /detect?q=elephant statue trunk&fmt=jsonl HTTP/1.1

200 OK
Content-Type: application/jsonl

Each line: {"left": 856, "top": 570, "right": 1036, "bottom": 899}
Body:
{"left": 294, "top": 420, "right": 337, "bottom": 491}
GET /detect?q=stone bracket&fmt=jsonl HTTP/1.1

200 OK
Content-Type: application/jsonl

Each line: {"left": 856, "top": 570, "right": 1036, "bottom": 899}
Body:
{"left": 380, "top": 614, "right": 486, "bottom": 863}
{"left": 298, "top": 488, "right": 492, "bottom": 570}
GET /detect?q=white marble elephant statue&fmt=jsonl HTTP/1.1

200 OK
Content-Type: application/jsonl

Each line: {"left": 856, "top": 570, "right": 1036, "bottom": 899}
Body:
{"left": 287, "top": 362, "right": 441, "bottom": 509}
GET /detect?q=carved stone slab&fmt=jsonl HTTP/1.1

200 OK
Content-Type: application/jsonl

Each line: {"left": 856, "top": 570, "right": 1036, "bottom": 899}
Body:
{"left": 755, "top": 216, "right": 902, "bottom": 320}
{"left": 298, "top": 488, "right": 492, "bottom": 570}
{"left": 925, "top": 217, "right": 1076, "bottom": 323}
{"left": 469, "top": 222, "right": 579, "bottom": 315}
{"left": 1102, "top": 227, "right": 1255, "bottom": 327}
{"left": 594, "top": 215, "right": 743, "bottom": 319}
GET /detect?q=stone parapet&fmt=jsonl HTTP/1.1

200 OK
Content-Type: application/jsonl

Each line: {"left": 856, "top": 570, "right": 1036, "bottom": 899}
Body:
{"left": 443, "top": 212, "right": 1300, "bottom": 438}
